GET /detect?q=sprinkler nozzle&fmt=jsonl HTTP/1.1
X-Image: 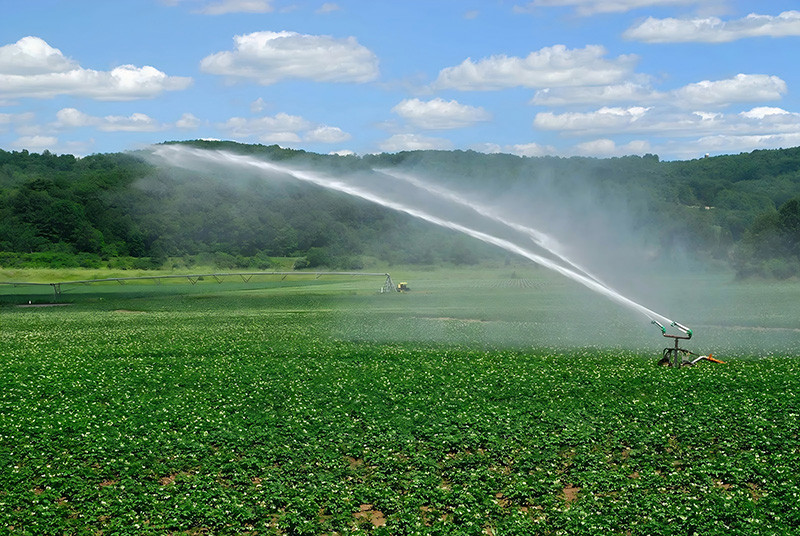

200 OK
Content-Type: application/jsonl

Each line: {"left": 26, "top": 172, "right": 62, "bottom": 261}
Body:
{"left": 651, "top": 320, "right": 666, "bottom": 334}
{"left": 671, "top": 321, "right": 692, "bottom": 338}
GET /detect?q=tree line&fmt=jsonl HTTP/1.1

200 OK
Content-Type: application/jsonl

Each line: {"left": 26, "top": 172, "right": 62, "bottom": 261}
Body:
{"left": 1, "top": 141, "right": 799, "bottom": 278}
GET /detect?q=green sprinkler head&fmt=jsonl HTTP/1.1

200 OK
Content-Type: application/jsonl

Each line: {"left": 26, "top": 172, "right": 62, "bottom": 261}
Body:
{"left": 671, "top": 321, "right": 692, "bottom": 339}
{"left": 651, "top": 320, "right": 666, "bottom": 334}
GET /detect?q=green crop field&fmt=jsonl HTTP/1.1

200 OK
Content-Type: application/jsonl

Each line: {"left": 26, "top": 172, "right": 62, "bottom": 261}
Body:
{"left": 2, "top": 267, "right": 799, "bottom": 535}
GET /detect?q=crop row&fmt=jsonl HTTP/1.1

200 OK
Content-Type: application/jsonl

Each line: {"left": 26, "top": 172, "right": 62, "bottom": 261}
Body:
{"left": 1, "top": 300, "right": 799, "bottom": 534}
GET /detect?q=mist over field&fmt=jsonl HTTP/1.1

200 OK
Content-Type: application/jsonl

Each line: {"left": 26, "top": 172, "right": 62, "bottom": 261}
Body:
{"left": 144, "top": 143, "right": 800, "bottom": 357}
{"left": 2, "top": 140, "right": 800, "bottom": 356}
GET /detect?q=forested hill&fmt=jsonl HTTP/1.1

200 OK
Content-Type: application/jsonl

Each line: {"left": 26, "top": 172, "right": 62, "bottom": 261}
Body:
{"left": 1, "top": 141, "right": 799, "bottom": 278}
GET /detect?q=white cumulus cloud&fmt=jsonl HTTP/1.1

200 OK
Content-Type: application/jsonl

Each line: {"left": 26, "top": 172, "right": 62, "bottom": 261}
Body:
{"left": 470, "top": 142, "right": 556, "bottom": 156}
{"left": 433, "top": 45, "right": 637, "bottom": 91}
{"left": 392, "top": 98, "right": 491, "bottom": 129}
{"left": 220, "top": 113, "right": 312, "bottom": 138}
{"left": 673, "top": 74, "right": 786, "bottom": 107}
{"left": 665, "top": 132, "right": 800, "bottom": 160}
{"left": 573, "top": 138, "right": 652, "bottom": 157}
{"left": 532, "top": 82, "right": 661, "bottom": 106}
{"left": 101, "top": 113, "right": 162, "bottom": 132}
{"left": 11, "top": 135, "right": 59, "bottom": 152}
{"left": 534, "top": 104, "right": 800, "bottom": 143}
{"left": 316, "top": 3, "right": 341, "bottom": 14}
{"left": 507, "top": 142, "right": 557, "bottom": 157}
{"left": 176, "top": 113, "right": 201, "bottom": 129}
{"left": 379, "top": 133, "right": 453, "bottom": 152}
{"left": 200, "top": 31, "right": 379, "bottom": 85}
{"left": 53, "top": 108, "right": 199, "bottom": 132}
{"left": 305, "top": 126, "right": 351, "bottom": 143}
{"left": 532, "top": 74, "right": 786, "bottom": 109}
{"left": 218, "top": 112, "right": 350, "bottom": 144}
{"left": 740, "top": 107, "right": 792, "bottom": 120}
{"left": 0, "top": 36, "right": 191, "bottom": 101}
{"left": 260, "top": 132, "right": 302, "bottom": 143}
{"left": 198, "top": 0, "right": 273, "bottom": 14}
{"left": 535, "top": 106, "right": 651, "bottom": 132}
{"left": 55, "top": 107, "right": 96, "bottom": 127}
{"left": 624, "top": 11, "right": 800, "bottom": 43}
{"left": 0, "top": 36, "right": 77, "bottom": 75}
{"left": 0, "top": 112, "right": 35, "bottom": 133}
{"left": 515, "top": 0, "right": 701, "bottom": 16}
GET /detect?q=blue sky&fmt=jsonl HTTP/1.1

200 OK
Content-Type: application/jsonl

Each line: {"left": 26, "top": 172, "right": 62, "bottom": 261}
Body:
{"left": 1, "top": 0, "right": 799, "bottom": 160}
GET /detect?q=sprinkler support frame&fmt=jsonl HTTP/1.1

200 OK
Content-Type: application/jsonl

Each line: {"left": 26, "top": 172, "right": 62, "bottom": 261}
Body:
{"left": 653, "top": 320, "right": 695, "bottom": 367}
{"left": 651, "top": 321, "right": 723, "bottom": 366}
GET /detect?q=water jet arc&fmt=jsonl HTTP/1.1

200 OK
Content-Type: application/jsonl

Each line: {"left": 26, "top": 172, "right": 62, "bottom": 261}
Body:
{"left": 151, "top": 145, "right": 674, "bottom": 327}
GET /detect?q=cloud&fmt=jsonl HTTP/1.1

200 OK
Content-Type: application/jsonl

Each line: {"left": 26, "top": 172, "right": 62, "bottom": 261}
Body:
{"left": 507, "top": 142, "right": 557, "bottom": 157}
{"left": 515, "top": 0, "right": 702, "bottom": 16}
{"left": 532, "top": 74, "right": 786, "bottom": 108}
{"left": 200, "top": 31, "right": 379, "bottom": 85}
{"left": 250, "top": 97, "right": 270, "bottom": 114}
{"left": 573, "top": 138, "right": 653, "bottom": 157}
{"left": 10, "top": 135, "right": 59, "bottom": 152}
{"left": 433, "top": 45, "right": 637, "bottom": 91}
{"left": 55, "top": 107, "right": 95, "bottom": 127}
{"left": 0, "top": 112, "right": 35, "bottom": 133}
{"left": 378, "top": 133, "right": 453, "bottom": 152}
{"left": 474, "top": 141, "right": 557, "bottom": 157}
{"left": 662, "top": 131, "right": 800, "bottom": 160}
{"left": 304, "top": 126, "right": 351, "bottom": 143}
{"left": 220, "top": 113, "right": 311, "bottom": 138}
{"left": 739, "top": 107, "right": 791, "bottom": 120}
{"left": 175, "top": 113, "right": 201, "bottom": 129}
{"left": 53, "top": 107, "right": 198, "bottom": 132}
{"left": 0, "top": 36, "right": 77, "bottom": 75}
{"left": 56, "top": 108, "right": 163, "bottom": 132}
{"left": 197, "top": 0, "right": 273, "bottom": 14}
{"left": 534, "top": 105, "right": 800, "bottom": 141}
{"left": 101, "top": 113, "right": 163, "bottom": 132}
{"left": 8, "top": 133, "right": 94, "bottom": 155}
{"left": 316, "top": 3, "right": 341, "bottom": 14}
{"left": 260, "top": 132, "right": 302, "bottom": 143}
{"left": 391, "top": 98, "right": 491, "bottom": 129}
{"left": 0, "top": 37, "right": 191, "bottom": 101}
{"left": 218, "top": 112, "right": 350, "bottom": 144}
{"left": 535, "top": 106, "right": 652, "bottom": 133}
{"left": 673, "top": 74, "right": 786, "bottom": 107}
{"left": 624, "top": 11, "right": 800, "bottom": 43}
{"left": 532, "top": 82, "right": 661, "bottom": 106}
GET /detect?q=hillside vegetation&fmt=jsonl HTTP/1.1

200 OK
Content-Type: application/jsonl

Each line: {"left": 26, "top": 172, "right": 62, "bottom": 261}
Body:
{"left": 1, "top": 141, "right": 799, "bottom": 278}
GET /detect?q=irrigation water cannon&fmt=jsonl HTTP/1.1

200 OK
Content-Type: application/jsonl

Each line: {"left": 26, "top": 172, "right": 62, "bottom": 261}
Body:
{"left": 652, "top": 320, "right": 724, "bottom": 367}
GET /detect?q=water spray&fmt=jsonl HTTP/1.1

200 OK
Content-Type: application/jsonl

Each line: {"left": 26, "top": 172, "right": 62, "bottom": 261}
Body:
{"left": 150, "top": 145, "right": 721, "bottom": 364}
{"left": 376, "top": 168, "right": 610, "bottom": 290}
{"left": 152, "top": 145, "right": 670, "bottom": 321}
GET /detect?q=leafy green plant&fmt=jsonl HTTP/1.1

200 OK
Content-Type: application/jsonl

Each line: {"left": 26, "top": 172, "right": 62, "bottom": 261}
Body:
{"left": 1, "top": 270, "right": 799, "bottom": 534}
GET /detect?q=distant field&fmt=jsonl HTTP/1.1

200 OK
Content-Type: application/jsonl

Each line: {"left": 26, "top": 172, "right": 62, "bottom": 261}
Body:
{"left": 2, "top": 266, "right": 799, "bottom": 534}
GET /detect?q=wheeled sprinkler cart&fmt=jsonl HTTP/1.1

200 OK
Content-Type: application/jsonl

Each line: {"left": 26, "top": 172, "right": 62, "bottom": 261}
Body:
{"left": 652, "top": 320, "right": 725, "bottom": 367}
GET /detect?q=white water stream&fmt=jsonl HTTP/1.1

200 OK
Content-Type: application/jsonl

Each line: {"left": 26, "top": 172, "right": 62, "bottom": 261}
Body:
{"left": 152, "top": 145, "right": 674, "bottom": 326}
{"left": 376, "top": 168, "right": 609, "bottom": 288}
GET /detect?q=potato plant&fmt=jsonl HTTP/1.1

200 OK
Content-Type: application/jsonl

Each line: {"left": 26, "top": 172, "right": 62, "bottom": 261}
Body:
{"left": 1, "top": 279, "right": 799, "bottom": 535}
